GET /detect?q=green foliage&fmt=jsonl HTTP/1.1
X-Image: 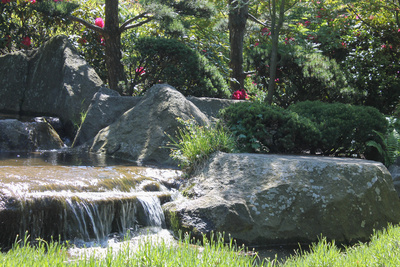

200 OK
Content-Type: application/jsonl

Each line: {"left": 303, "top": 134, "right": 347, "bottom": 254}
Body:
{"left": 32, "top": 0, "right": 79, "bottom": 17}
{"left": 0, "top": 0, "right": 73, "bottom": 53}
{"left": 128, "top": 37, "right": 230, "bottom": 97}
{"left": 289, "top": 101, "right": 388, "bottom": 156}
{"left": 220, "top": 102, "right": 321, "bottom": 154}
{"left": 167, "top": 118, "right": 236, "bottom": 173}
{"left": 366, "top": 117, "right": 400, "bottom": 167}
{"left": 68, "top": 0, "right": 107, "bottom": 81}
{"left": 246, "top": 40, "right": 352, "bottom": 107}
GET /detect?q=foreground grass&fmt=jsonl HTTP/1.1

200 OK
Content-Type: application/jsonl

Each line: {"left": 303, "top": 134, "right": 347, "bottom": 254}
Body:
{"left": 2, "top": 225, "right": 400, "bottom": 266}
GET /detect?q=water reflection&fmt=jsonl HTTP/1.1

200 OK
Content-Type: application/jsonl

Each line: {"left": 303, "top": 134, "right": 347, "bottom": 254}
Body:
{"left": 0, "top": 151, "right": 136, "bottom": 167}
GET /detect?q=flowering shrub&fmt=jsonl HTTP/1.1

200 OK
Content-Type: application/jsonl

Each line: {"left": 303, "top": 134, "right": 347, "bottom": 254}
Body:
{"left": 0, "top": 0, "right": 77, "bottom": 54}
{"left": 94, "top": 17, "right": 104, "bottom": 28}
{"left": 231, "top": 89, "right": 249, "bottom": 100}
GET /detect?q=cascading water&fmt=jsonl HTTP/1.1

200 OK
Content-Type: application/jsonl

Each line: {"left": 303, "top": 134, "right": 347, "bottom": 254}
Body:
{"left": 0, "top": 151, "right": 181, "bottom": 249}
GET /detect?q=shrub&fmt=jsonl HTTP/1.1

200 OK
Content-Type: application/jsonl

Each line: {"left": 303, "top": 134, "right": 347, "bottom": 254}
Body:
{"left": 288, "top": 101, "right": 388, "bottom": 156}
{"left": 167, "top": 118, "right": 236, "bottom": 173}
{"left": 366, "top": 117, "right": 400, "bottom": 167}
{"left": 219, "top": 102, "right": 320, "bottom": 153}
{"left": 127, "top": 37, "right": 231, "bottom": 98}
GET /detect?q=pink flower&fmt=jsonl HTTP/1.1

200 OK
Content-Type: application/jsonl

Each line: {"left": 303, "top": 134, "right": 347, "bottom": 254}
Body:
{"left": 261, "top": 28, "right": 269, "bottom": 36}
{"left": 95, "top": 17, "right": 105, "bottom": 28}
{"left": 100, "top": 37, "right": 105, "bottom": 46}
{"left": 136, "top": 67, "right": 146, "bottom": 76}
{"left": 381, "top": 44, "right": 386, "bottom": 49}
{"left": 21, "top": 36, "right": 31, "bottom": 47}
{"left": 254, "top": 42, "right": 259, "bottom": 47}
{"left": 232, "top": 89, "right": 249, "bottom": 100}
{"left": 30, "top": 0, "right": 36, "bottom": 3}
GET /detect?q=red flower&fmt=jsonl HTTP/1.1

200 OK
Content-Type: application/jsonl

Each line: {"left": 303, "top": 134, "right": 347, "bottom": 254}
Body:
{"left": 95, "top": 17, "right": 105, "bottom": 28}
{"left": 261, "top": 28, "right": 269, "bottom": 36}
{"left": 232, "top": 89, "right": 249, "bottom": 100}
{"left": 1, "top": 0, "right": 11, "bottom": 3}
{"left": 21, "top": 36, "right": 31, "bottom": 47}
{"left": 254, "top": 42, "right": 259, "bottom": 47}
{"left": 136, "top": 67, "right": 146, "bottom": 76}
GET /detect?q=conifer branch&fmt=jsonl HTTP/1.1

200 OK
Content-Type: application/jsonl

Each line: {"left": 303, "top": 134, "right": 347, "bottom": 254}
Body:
{"left": 120, "top": 13, "right": 154, "bottom": 31}
{"left": 67, "top": 15, "right": 106, "bottom": 35}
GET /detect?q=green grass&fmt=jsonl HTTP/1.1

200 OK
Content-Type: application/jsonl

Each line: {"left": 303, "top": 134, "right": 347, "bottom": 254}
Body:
{"left": 167, "top": 118, "right": 237, "bottom": 173}
{"left": 3, "top": 225, "right": 400, "bottom": 266}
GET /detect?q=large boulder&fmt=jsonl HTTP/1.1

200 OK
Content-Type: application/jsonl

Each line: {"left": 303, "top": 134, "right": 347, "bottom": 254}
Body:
{"left": 0, "top": 118, "right": 64, "bottom": 151}
{"left": 163, "top": 152, "right": 400, "bottom": 246}
{"left": 89, "top": 84, "right": 210, "bottom": 166}
{"left": 0, "top": 35, "right": 104, "bottom": 137}
{"left": 186, "top": 97, "right": 238, "bottom": 121}
{"left": 72, "top": 88, "right": 142, "bottom": 147}
{"left": 0, "top": 52, "right": 28, "bottom": 113}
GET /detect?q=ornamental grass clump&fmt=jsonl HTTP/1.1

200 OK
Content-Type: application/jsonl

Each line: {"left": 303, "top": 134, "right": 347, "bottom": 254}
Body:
{"left": 167, "top": 118, "right": 236, "bottom": 173}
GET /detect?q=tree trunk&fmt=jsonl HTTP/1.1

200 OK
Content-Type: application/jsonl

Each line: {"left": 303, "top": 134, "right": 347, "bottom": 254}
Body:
{"left": 228, "top": 0, "right": 248, "bottom": 92}
{"left": 104, "top": 0, "right": 125, "bottom": 95}
{"left": 266, "top": 0, "right": 286, "bottom": 105}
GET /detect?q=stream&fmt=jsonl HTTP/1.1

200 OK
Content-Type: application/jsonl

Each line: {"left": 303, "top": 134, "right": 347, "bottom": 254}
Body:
{"left": 0, "top": 151, "right": 298, "bottom": 263}
{"left": 0, "top": 151, "right": 181, "bottom": 248}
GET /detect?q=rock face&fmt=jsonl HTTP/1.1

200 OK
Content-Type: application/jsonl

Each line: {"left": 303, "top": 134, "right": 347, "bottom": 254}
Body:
{"left": 73, "top": 88, "right": 142, "bottom": 147}
{"left": 163, "top": 152, "right": 400, "bottom": 246}
{"left": 186, "top": 97, "right": 238, "bottom": 121}
{"left": 0, "top": 119, "right": 64, "bottom": 151}
{"left": 89, "top": 84, "right": 210, "bottom": 166}
{"left": 0, "top": 35, "right": 104, "bottom": 137}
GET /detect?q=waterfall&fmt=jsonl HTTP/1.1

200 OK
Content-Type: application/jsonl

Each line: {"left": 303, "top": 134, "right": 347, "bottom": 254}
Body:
{"left": 0, "top": 153, "right": 181, "bottom": 249}
{"left": 137, "top": 196, "right": 166, "bottom": 228}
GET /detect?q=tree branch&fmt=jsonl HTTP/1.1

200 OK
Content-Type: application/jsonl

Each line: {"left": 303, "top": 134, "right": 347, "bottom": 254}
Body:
{"left": 346, "top": 4, "right": 379, "bottom": 31}
{"left": 247, "top": 13, "right": 268, "bottom": 26}
{"left": 120, "top": 12, "right": 152, "bottom": 31}
{"left": 122, "top": 17, "right": 154, "bottom": 31}
{"left": 67, "top": 15, "right": 106, "bottom": 35}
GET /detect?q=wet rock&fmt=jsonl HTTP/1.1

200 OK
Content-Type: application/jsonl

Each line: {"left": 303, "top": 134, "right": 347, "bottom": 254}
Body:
{"left": 163, "top": 152, "right": 400, "bottom": 246}
{"left": 90, "top": 84, "right": 210, "bottom": 167}
{"left": 0, "top": 119, "right": 64, "bottom": 151}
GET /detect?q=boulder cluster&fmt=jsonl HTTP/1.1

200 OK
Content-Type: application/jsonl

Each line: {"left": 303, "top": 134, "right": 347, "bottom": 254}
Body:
{"left": 1, "top": 36, "right": 400, "bottom": 246}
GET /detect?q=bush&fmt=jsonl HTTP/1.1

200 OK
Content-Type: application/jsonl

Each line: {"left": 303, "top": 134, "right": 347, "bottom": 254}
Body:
{"left": 288, "top": 101, "right": 388, "bottom": 156}
{"left": 220, "top": 102, "right": 320, "bottom": 153}
{"left": 127, "top": 37, "right": 231, "bottom": 98}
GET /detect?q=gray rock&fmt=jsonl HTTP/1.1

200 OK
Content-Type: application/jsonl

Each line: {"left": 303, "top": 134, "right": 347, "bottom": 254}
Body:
{"left": 186, "top": 97, "right": 238, "bottom": 121}
{"left": 0, "top": 35, "right": 103, "bottom": 137}
{"left": 0, "top": 119, "right": 64, "bottom": 151}
{"left": 0, "top": 52, "right": 28, "bottom": 114}
{"left": 164, "top": 152, "right": 400, "bottom": 246}
{"left": 72, "top": 88, "right": 142, "bottom": 147}
{"left": 90, "top": 84, "right": 210, "bottom": 166}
